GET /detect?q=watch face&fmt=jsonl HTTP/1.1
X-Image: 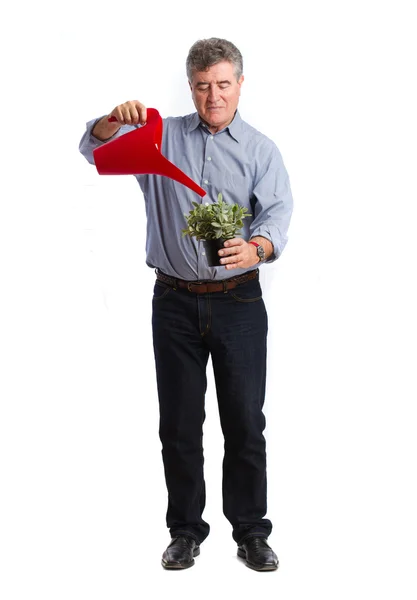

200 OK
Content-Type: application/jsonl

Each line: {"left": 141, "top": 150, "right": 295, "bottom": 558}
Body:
{"left": 257, "top": 246, "right": 266, "bottom": 261}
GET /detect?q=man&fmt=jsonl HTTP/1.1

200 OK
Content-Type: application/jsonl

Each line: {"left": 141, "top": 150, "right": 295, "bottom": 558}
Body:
{"left": 79, "top": 37, "right": 293, "bottom": 571}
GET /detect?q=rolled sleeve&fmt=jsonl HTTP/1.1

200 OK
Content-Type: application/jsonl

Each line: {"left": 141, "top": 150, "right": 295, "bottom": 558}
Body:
{"left": 78, "top": 116, "right": 137, "bottom": 165}
{"left": 249, "top": 145, "right": 294, "bottom": 263}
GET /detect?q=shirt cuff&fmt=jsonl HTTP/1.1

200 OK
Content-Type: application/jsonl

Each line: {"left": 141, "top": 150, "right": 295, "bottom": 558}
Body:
{"left": 250, "top": 226, "right": 288, "bottom": 263}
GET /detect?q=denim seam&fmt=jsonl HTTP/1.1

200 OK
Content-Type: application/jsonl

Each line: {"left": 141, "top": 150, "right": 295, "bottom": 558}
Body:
{"left": 198, "top": 294, "right": 211, "bottom": 337}
{"left": 206, "top": 294, "right": 212, "bottom": 334}
{"left": 197, "top": 295, "right": 204, "bottom": 336}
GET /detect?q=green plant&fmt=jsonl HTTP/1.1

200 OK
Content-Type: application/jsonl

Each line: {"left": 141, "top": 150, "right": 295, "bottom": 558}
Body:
{"left": 182, "top": 193, "right": 252, "bottom": 241}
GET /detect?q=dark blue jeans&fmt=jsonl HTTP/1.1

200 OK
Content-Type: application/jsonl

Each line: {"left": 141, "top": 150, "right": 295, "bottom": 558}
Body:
{"left": 151, "top": 272, "right": 272, "bottom": 545}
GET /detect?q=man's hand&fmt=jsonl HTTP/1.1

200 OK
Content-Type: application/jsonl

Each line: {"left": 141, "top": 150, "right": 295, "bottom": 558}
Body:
{"left": 92, "top": 100, "right": 147, "bottom": 141}
{"left": 109, "top": 100, "right": 147, "bottom": 126}
{"left": 218, "top": 238, "right": 259, "bottom": 270}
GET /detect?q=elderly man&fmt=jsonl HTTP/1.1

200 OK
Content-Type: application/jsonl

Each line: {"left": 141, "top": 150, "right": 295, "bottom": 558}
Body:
{"left": 79, "top": 37, "right": 293, "bottom": 571}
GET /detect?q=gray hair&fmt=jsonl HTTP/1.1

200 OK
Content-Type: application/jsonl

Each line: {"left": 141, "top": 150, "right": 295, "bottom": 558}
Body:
{"left": 186, "top": 38, "right": 243, "bottom": 82}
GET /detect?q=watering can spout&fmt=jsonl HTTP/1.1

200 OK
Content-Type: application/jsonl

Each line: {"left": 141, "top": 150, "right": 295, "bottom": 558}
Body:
{"left": 93, "top": 108, "right": 206, "bottom": 197}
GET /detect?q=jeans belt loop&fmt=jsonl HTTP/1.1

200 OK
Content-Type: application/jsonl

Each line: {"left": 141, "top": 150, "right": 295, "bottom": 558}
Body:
{"left": 223, "top": 280, "right": 228, "bottom": 294}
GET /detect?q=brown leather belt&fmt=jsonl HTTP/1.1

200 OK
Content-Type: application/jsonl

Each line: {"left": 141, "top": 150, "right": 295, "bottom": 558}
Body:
{"left": 156, "top": 268, "right": 259, "bottom": 294}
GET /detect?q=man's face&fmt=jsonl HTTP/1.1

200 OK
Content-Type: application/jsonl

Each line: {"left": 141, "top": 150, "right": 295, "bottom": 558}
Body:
{"left": 189, "top": 61, "right": 244, "bottom": 133}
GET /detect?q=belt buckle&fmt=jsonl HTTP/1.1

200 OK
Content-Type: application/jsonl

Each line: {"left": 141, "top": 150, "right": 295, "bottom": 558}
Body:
{"left": 187, "top": 281, "right": 203, "bottom": 292}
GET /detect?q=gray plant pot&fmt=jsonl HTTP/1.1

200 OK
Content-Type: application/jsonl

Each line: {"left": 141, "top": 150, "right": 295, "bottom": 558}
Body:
{"left": 203, "top": 238, "right": 227, "bottom": 267}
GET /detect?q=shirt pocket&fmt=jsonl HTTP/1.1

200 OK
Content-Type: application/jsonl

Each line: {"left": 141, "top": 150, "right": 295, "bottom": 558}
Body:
{"left": 215, "top": 171, "right": 252, "bottom": 207}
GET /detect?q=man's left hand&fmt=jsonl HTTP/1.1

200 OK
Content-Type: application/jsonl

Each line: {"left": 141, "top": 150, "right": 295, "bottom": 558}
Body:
{"left": 218, "top": 238, "right": 259, "bottom": 270}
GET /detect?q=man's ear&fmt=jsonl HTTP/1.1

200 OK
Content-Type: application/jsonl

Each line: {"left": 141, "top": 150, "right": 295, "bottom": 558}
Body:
{"left": 237, "top": 75, "right": 244, "bottom": 96}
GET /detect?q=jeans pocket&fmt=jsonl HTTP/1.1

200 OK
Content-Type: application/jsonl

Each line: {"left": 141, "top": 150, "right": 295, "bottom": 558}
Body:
{"left": 153, "top": 281, "right": 173, "bottom": 301}
{"left": 230, "top": 279, "right": 262, "bottom": 303}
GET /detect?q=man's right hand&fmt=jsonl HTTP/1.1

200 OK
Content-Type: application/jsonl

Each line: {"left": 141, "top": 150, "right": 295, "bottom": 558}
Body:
{"left": 92, "top": 100, "right": 147, "bottom": 141}
{"left": 109, "top": 100, "right": 147, "bottom": 126}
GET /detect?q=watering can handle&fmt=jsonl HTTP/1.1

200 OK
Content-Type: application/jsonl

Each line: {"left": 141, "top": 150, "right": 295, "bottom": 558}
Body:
{"left": 108, "top": 116, "right": 147, "bottom": 125}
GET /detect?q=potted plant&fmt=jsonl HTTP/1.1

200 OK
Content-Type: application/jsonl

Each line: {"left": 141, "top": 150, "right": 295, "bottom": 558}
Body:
{"left": 182, "top": 193, "right": 252, "bottom": 266}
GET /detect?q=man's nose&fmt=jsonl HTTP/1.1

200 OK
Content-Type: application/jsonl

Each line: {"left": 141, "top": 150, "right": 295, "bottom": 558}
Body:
{"left": 208, "top": 85, "right": 220, "bottom": 102}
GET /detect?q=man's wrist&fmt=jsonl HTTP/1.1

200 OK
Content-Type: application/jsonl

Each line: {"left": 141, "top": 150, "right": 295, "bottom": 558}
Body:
{"left": 92, "top": 116, "right": 122, "bottom": 142}
{"left": 248, "top": 236, "right": 273, "bottom": 261}
{"left": 248, "top": 241, "right": 263, "bottom": 263}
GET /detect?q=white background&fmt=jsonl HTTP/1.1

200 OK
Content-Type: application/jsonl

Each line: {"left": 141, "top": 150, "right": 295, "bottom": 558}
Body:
{"left": 1, "top": 0, "right": 416, "bottom": 598}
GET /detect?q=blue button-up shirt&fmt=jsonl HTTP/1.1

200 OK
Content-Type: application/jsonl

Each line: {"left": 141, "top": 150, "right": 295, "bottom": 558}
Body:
{"left": 79, "top": 110, "right": 293, "bottom": 280}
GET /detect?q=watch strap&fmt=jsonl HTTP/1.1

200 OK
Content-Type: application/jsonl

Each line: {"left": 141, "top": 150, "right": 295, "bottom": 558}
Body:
{"left": 248, "top": 240, "right": 265, "bottom": 262}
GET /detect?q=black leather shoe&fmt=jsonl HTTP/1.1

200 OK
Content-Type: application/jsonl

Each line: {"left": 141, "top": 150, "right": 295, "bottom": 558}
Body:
{"left": 237, "top": 537, "right": 279, "bottom": 571}
{"left": 161, "top": 536, "right": 200, "bottom": 569}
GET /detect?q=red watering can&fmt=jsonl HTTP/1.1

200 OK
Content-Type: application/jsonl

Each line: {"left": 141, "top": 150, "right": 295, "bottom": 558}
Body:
{"left": 93, "top": 108, "right": 206, "bottom": 197}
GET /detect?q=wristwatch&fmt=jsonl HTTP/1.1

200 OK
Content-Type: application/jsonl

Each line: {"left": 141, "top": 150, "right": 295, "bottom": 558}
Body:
{"left": 248, "top": 241, "right": 266, "bottom": 263}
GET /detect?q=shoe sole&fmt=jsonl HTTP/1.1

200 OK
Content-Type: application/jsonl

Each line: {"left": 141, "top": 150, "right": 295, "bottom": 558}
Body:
{"left": 237, "top": 547, "right": 279, "bottom": 571}
{"left": 161, "top": 547, "right": 200, "bottom": 570}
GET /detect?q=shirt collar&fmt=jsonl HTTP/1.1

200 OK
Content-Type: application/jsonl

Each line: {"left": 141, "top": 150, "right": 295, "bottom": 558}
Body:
{"left": 187, "top": 110, "right": 242, "bottom": 142}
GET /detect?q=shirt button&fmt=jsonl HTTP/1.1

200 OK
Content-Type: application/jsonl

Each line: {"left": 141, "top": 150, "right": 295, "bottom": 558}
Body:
{"left": 204, "top": 179, "right": 209, "bottom": 184}
{"left": 202, "top": 252, "right": 206, "bottom": 255}
{"left": 210, "top": 136, "right": 214, "bottom": 140}
{"left": 207, "top": 157, "right": 212, "bottom": 161}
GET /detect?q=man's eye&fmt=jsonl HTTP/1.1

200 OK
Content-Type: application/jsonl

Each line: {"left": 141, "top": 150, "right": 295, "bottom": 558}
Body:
{"left": 219, "top": 84, "right": 229, "bottom": 89}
